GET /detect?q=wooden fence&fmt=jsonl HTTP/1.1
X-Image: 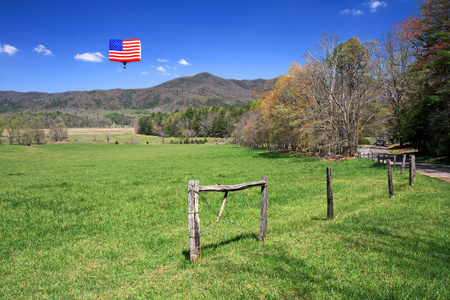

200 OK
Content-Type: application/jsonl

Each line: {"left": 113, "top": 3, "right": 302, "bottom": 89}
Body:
{"left": 188, "top": 155, "right": 416, "bottom": 263}
{"left": 188, "top": 176, "right": 268, "bottom": 263}
{"left": 358, "top": 153, "right": 416, "bottom": 186}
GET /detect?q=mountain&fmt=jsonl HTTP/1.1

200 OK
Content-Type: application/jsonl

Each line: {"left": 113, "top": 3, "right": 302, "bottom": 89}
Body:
{"left": 0, "top": 73, "right": 275, "bottom": 113}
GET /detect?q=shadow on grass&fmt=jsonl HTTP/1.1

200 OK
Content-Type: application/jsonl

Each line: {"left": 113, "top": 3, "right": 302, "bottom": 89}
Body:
{"left": 241, "top": 147, "right": 319, "bottom": 162}
{"left": 182, "top": 232, "right": 258, "bottom": 261}
{"left": 253, "top": 150, "right": 290, "bottom": 160}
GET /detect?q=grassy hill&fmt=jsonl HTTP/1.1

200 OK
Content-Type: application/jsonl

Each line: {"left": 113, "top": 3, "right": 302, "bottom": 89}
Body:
{"left": 0, "top": 73, "right": 274, "bottom": 113}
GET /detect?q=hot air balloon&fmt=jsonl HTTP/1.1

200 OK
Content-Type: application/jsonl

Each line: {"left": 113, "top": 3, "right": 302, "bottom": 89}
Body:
{"left": 109, "top": 39, "right": 141, "bottom": 69}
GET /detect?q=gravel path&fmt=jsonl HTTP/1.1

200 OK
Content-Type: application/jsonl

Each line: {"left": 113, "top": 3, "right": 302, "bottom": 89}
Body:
{"left": 358, "top": 146, "right": 450, "bottom": 183}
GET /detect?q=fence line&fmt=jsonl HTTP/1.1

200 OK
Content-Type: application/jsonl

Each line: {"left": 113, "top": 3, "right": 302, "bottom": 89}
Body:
{"left": 359, "top": 153, "right": 416, "bottom": 185}
{"left": 188, "top": 157, "right": 417, "bottom": 263}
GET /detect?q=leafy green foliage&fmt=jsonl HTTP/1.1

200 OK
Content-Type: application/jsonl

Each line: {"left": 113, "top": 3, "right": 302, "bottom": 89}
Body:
{"left": 397, "top": 0, "right": 450, "bottom": 155}
{"left": 137, "top": 105, "right": 249, "bottom": 138}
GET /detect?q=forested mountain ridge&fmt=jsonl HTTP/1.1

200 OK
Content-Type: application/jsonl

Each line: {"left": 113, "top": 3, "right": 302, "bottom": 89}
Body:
{"left": 0, "top": 73, "right": 274, "bottom": 113}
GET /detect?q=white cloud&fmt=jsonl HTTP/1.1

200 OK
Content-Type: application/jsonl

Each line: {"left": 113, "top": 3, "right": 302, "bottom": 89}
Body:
{"left": 34, "top": 44, "right": 52, "bottom": 55}
{"left": 140, "top": 71, "right": 149, "bottom": 75}
{"left": 74, "top": 52, "right": 105, "bottom": 62}
{"left": 367, "top": 0, "right": 387, "bottom": 12}
{"left": 341, "top": 9, "right": 363, "bottom": 16}
{"left": 156, "top": 66, "right": 166, "bottom": 72}
{"left": 0, "top": 43, "right": 19, "bottom": 56}
{"left": 178, "top": 59, "right": 191, "bottom": 66}
{"left": 158, "top": 58, "right": 169, "bottom": 62}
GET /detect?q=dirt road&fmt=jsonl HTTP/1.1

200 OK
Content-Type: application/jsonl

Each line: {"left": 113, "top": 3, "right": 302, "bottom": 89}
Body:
{"left": 358, "top": 146, "right": 450, "bottom": 183}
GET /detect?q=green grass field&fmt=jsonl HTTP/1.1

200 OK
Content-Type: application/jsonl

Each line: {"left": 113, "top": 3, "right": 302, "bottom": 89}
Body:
{"left": 0, "top": 143, "right": 449, "bottom": 299}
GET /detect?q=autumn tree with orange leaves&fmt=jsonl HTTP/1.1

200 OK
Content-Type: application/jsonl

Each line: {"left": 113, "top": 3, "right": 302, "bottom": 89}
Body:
{"left": 257, "top": 64, "right": 314, "bottom": 151}
{"left": 235, "top": 34, "right": 381, "bottom": 156}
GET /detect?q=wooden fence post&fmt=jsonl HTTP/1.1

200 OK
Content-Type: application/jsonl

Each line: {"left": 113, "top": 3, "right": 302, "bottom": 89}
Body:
{"left": 387, "top": 160, "right": 394, "bottom": 198}
{"left": 378, "top": 154, "right": 381, "bottom": 163}
{"left": 259, "top": 176, "right": 268, "bottom": 243}
{"left": 409, "top": 155, "right": 416, "bottom": 186}
{"left": 401, "top": 154, "right": 406, "bottom": 174}
{"left": 188, "top": 180, "right": 201, "bottom": 263}
{"left": 393, "top": 155, "right": 396, "bottom": 172}
{"left": 326, "top": 167, "right": 334, "bottom": 220}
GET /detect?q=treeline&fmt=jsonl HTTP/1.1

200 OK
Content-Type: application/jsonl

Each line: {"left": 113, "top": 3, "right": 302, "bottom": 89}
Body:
{"left": 0, "top": 111, "right": 136, "bottom": 145}
{"left": 137, "top": 105, "right": 250, "bottom": 138}
{"left": 0, "top": 115, "right": 68, "bottom": 145}
{"left": 235, "top": 36, "right": 382, "bottom": 156}
{"left": 4, "top": 111, "right": 135, "bottom": 128}
{"left": 235, "top": 0, "right": 449, "bottom": 157}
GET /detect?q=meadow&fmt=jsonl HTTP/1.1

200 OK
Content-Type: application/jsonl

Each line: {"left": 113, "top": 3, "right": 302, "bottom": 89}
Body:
{"left": 0, "top": 142, "right": 449, "bottom": 299}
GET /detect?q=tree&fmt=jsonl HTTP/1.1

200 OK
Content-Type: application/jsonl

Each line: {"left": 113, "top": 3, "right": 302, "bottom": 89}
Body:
{"left": 304, "top": 35, "right": 382, "bottom": 156}
{"left": 20, "top": 119, "right": 33, "bottom": 146}
{"left": 396, "top": 0, "right": 450, "bottom": 155}
{"left": 377, "top": 30, "right": 415, "bottom": 146}
{"left": 199, "top": 112, "right": 217, "bottom": 137}
{"left": 257, "top": 65, "right": 312, "bottom": 151}
{"left": 50, "top": 122, "right": 68, "bottom": 142}
{"left": 0, "top": 116, "right": 4, "bottom": 144}
{"left": 6, "top": 117, "right": 20, "bottom": 145}
{"left": 30, "top": 117, "right": 46, "bottom": 145}
{"left": 234, "top": 110, "right": 269, "bottom": 148}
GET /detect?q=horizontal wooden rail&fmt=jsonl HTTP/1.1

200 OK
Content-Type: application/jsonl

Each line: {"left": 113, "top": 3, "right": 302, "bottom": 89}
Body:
{"left": 199, "top": 180, "right": 266, "bottom": 192}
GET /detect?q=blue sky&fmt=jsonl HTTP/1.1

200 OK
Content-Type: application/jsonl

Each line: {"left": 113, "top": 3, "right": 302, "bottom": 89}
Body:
{"left": 1, "top": 0, "right": 419, "bottom": 93}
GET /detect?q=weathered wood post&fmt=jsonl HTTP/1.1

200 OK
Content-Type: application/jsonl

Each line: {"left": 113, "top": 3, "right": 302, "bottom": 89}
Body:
{"left": 188, "top": 180, "right": 201, "bottom": 263}
{"left": 393, "top": 155, "right": 397, "bottom": 172}
{"left": 387, "top": 160, "right": 394, "bottom": 198}
{"left": 216, "top": 191, "right": 228, "bottom": 223}
{"left": 401, "top": 154, "right": 406, "bottom": 174}
{"left": 378, "top": 154, "right": 381, "bottom": 163}
{"left": 409, "top": 155, "right": 416, "bottom": 186}
{"left": 326, "top": 167, "right": 334, "bottom": 220}
{"left": 260, "top": 176, "right": 268, "bottom": 243}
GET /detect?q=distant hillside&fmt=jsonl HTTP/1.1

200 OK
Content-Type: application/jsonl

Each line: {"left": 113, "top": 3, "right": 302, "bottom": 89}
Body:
{"left": 0, "top": 72, "right": 275, "bottom": 113}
